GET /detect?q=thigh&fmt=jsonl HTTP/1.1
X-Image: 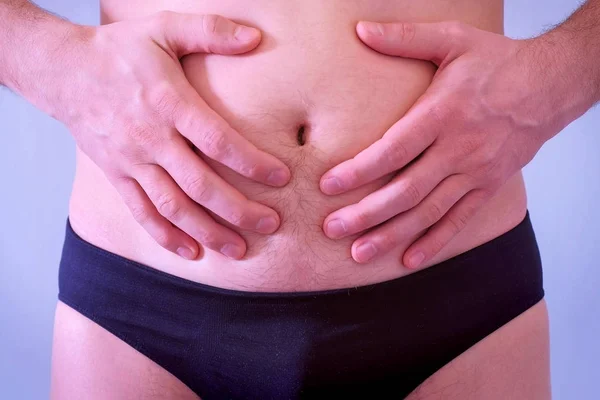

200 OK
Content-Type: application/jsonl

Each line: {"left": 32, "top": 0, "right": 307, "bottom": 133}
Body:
{"left": 406, "top": 299, "right": 551, "bottom": 400}
{"left": 50, "top": 301, "right": 200, "bottom": 400}
{"left": 50, "top": 299, "right": 550, "bottom": 400}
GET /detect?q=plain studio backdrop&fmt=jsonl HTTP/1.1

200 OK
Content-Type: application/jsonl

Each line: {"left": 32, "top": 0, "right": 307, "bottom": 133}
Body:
{"left": 1, "top": 0, "right": 599, "bottom": 398}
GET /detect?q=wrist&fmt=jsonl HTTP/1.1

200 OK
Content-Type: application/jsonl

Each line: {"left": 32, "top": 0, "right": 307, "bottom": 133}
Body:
{"left": 0, "top": 2, "right": 92, "bottom": 118}
{"left": 524, "top": 27, "right": 600, "bottom": 139}
{"left": 25, "top": 22, "right": 94, "bottom": 121}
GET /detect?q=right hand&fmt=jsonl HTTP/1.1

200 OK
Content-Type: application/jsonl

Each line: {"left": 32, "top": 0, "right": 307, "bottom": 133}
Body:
{"left": 49, "top": 12, "right": 291, "bottom": 260}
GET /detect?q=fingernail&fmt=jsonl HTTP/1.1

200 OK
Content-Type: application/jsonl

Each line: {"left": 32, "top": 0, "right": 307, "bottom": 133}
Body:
{"left": 267, "top": 169, "right": 288, "bottom": 186}
{"left": 326, "top": 219, "right": 347, "bottom": 238}
{"left": 322, "top": 177, "right": 344, "bottom": 194}
{"left": 234, "top": 26, "right": 260, "bottom": 42}
{"left": 360, "top": 21, "right": 384, "bottom": 36}
{"left": 355, "top": 242, "right": 378, "bottom": 263}
{"left": 256, "top": 216, "right": 278, "bottom": 233}
{"left": 177, "top": 247, "right": 195, "bottom": 260}
{"left": 407, "top": 252, "right": 425, "bottom": 269}
{"left": 221, "top": 244, "right": 243, "bottom": 259}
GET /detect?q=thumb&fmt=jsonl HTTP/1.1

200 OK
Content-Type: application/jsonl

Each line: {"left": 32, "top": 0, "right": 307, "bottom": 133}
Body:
{"left": 356, "top": 20, "right": 472, "bottom": 66}
{"left": 156, "top": 12, "right": 261, "bottom": 57}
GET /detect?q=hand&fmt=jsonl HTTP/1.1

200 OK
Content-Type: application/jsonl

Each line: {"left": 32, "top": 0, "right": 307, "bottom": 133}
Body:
{"left": 320, "top": 20, "right": 565, "bottom": 269}
{"left": 51, "top": 12, "right": 291, "bottom": 260}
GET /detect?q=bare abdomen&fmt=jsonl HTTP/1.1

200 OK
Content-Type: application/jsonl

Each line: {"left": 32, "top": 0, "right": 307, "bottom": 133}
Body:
{"left": 69, "top": 0, "right": 525, "bottom": 291}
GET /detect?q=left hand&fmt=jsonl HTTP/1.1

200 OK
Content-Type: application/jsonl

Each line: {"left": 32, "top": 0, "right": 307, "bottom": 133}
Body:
{"left": 320, "top": 20, "right": 566, "bottom": 269}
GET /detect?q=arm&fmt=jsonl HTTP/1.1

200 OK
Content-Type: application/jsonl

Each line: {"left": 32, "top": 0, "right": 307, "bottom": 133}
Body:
{"left": 0, "top": 1, "right": 291, "bottom": 260}
{"left": 527, "top": 0, "right": 600, "bottom": 139}
{"left": 320, "top": 0, "right": 600, "bottom": 268}
{"left": 0, "top": 1, "right": 79, "bottom": 110}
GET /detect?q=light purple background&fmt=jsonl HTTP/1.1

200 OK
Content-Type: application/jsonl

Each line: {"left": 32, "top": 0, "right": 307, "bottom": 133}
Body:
{"left": 1, "top": 0, "right": 598, "bottom": 398}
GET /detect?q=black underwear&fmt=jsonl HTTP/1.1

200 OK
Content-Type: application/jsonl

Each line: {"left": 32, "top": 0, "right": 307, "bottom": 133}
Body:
{"left": 58, "top": 210, "right": 544, "bottom": 399}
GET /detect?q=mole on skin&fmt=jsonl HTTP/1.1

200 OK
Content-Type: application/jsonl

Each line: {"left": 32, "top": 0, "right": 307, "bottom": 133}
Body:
{"left": 297, "top": 125, "right": 306, "bottom": 146}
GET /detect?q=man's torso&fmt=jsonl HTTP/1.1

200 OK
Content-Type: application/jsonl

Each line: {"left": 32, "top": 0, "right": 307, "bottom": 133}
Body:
{"left": 69, "top": 0, "right": 526, "bottom": 291}
{"left": 52, "top": 3, "right": 551, "bottom": 399}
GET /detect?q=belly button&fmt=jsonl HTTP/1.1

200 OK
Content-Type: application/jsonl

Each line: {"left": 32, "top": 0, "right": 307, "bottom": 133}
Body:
{"left": 297, "top": 125, "right": 306, "bottom": 146}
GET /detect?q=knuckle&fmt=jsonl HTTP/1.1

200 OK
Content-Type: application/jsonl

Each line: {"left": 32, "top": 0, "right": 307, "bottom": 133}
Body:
{"left": 353, "top": 209, "right": 373, "bottom": 228}
{"left": 121, "top": 124, "right": 158, "bottom": 157}
{"left": 239, "top": 162, "right": 261, "bottom": 180}
{"left": 381, "top": 141, "right": 409, "bottom": 166}
{"left": 424, "top": 202, "right": 444, "bottom": 225}
{"left": 378, "top": 230, "right": 398, "bottom": 251}
{"left": 175, "top": 106, "right": 201, "bottom": 134}
{"left": 340, "top": 168, "right": 361, "bottom": 188}
{"left": 185, "top": 174, "right": 211, "bottom": 202}
{"left": 427, "top": 101, "right": 449, "bottom": 125}
{"left": 447, "top": 211, "right": 469, "bottom": 233}
{"left": 398, "top": 22, "right": 417, "bottom": 44}
{"left": 226, "top": 208, "right": 249, "bottom": 228}
{"left": 130, "top": 204, "right": 151, "bottom": 224}
{"left": 402, "top": 181, "right": 422, "bottom": 206}
{"left": 428, "top": 235, "right": 448, "bottom": 254}
{"left": 201, "top": 125, "right": 230, "bottom": 159}
{"left": 127, "top": 123, "right": 150, "bottom": 144}
{"left": 196, "top": 229, "right": 219, "bottom": 248}
{"left": 461, "top": 135, "right": 482, "bottom": 156}
{"left": 153, "top": 228, "right": 174, "bottom": 249}
{"left": 201, "top": 14, "right": 221, "bottom": 37}
{"left": 148, "top": 81, "right": 180, "bottom": 118}
{"left": 155, "top": 193, "right": 183, "bottom": 220}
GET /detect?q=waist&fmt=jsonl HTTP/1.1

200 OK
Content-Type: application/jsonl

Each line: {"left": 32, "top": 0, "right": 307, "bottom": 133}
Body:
{"left": 58, "top": 207, "right": 543, "bottom": 397}
{"left": 69, "top": 1, "right": 521, "bottom": 291}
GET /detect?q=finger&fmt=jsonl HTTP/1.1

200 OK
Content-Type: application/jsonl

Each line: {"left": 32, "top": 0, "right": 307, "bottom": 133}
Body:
{"left": 356, "top": 20, "right": 474, "bottom": 65}
{"left": 402, "top": 188, "right": 493, "bottom": 269}
{"left": 152, "top": 11, "right": 262, "bottom": 57}
{"left": 135, "top": 163, "right": 249, "bottom": 259}
{"left": 110, "top": 176, "right": 200, "bottom": 260}
{"left": 320, "top": 100, "right": 437, "bottom": 195}
{"left": 323, "top": 147, "right": 450, "bottom": 239}
{"left": 350, "top": 174, "right": 472, "bottom": 263}
{"left": 173, "top": 86, "right": 291, "bottom": 187}
{"left": 156, "top": 139, "right": 281, "bottom": 234}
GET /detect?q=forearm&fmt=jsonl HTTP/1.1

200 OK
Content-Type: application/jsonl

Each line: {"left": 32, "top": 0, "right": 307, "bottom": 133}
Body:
{"left": 531, "top": 0, "right": 600, "bottom": 127}
{"left": 0, "top": 1, "right": 86, "bottom": 114}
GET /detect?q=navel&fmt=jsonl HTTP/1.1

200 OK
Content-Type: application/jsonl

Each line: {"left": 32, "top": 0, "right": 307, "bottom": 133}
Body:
{"left": 297, "top": 124, "right": 306, "bottom": 146}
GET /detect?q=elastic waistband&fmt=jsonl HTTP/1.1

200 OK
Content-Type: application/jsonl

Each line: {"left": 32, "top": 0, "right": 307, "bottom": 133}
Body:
{"left": 59, "top": 210, "right": 543, "bottom": 306}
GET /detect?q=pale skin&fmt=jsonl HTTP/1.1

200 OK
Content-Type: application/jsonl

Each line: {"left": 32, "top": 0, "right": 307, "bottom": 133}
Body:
{"left": 1, "top": 0, "right": 598, "bottom": 398}
{"left": 1, "top": 1, "right": 598, "bottom": 265}
{"left": 321, "top": 5, "right": 600, "bottom": 269}
{"left": 1, "top": 2, "right": 292, "bottom": 261}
